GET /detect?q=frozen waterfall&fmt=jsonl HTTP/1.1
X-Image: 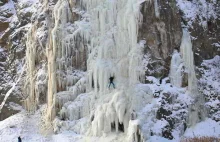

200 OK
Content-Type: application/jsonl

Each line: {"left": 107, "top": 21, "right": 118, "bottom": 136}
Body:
{"left": 169, "top": 50, "right": 183, "bottom": 88}
{"left": 180, "top": 29, "right": 198, "bottom": 96}
{"left": 179, "top": 29, "right": 206, "bottom": 126}
{"left": 79, "top": 0, "right": 147, "bottom": 139}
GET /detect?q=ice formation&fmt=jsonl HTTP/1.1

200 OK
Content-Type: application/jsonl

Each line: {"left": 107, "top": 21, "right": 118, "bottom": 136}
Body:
{"left": 46, "top": 0, "right": 89, "bottom": 122}
{"left": 21, "top": 0, "right": 211, "bottom": 141}
{"left": 78, "top": 0, "right": 147, "bottom": 137}
{"left": 56, "top": 77, "right": 87, "bottom": 111}
{"left": 82, "top": 0, "right": 145, "bottom": 92}
{"left": 180, "top": 29, "right": 198, "bottom": 96}
{"left": 24, "top": 25, "right": 38, "bottom": 112}
{"left": 169, "top": 50, "right": 183, "bottom": 88}
{"left": 179, "top": 29, "right": 206, "bottom": 126}
{"left": 154, "top": 0, "right": 160, "bottom": 18}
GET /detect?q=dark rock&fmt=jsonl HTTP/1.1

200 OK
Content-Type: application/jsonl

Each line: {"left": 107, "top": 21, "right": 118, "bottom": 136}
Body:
{"left": 182, "top": 71, "right": 188, "bottom": 87}
{"left": 162, "top": 125, "right": 174, "bottom": 140}
{"left": 156, "top": 107, "right": 172, "bottom": 120}
{"left": 190, "top": 19, "right": 220, "bottom": 66}
{"left": 139, "top": 1, "right": 182, "bottom": 78}
{"left": 0, "top": 0, "right": 8, "bottom": 6}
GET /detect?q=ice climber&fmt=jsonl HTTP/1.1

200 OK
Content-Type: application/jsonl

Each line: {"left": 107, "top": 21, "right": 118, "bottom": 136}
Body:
{"left": 18, "top": 136, "right": 22, "bottom": 142}
{"left": 108, "top": 76, "right": 115, "bottom": 89}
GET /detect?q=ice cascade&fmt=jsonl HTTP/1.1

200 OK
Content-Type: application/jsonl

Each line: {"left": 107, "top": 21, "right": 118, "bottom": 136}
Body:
{"left": 78, "top": 0, "right": 147, "bottom": 139}
{"left": 180, "top": 29, "right": 206, "bottom": 126}
{"left": 169, "top": 50, "right": 183, "bottom": 87}
{"left": 24, "top": 25, "right": 38, "bottom": 112}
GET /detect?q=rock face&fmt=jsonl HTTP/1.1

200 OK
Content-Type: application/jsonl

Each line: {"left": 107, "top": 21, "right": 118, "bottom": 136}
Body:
{"left": 0, "top": 0, "right": 35, "bottom": 120}
{"left": 139, "top": 0, "right": 182, "bottom": 79}
{"left": 0, "top": 0, "right": 12, "bottom": 47}
{"left": 178, "top": 0, "right": 220, "bottom": 67}
{"left": 191, "top": 18, "right": 220, "bottom": 66}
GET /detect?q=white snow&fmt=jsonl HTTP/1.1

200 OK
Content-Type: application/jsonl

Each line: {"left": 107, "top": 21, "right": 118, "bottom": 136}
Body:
{"left": 184, "top": 118, "right": 220, "bottom": 138}
{"left": 0, "top": 0, "right": 16, "bottom": 15}
{"left": 176, "top": 0, "right": 218, "bottom": 27}
{"left": 0, "top": 109, "right": 130, "bottom": 142}
{"left": 0, "top": 111, "right": 51, "bottom": 142}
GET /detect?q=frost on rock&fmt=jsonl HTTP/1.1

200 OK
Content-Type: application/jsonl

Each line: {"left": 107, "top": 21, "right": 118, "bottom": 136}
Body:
{"left": 199, "top": 55, "right": 220, "bottom": 122}
{"left": 176, "top": 0, "right": 218, "bottom": 28}
{"left": 0, "top": 61, "right": 25, "bottom": 112}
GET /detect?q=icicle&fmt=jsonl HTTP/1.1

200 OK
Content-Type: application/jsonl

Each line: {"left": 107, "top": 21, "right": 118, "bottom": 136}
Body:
{"left": 154, "top": 0, "right": 160, "bottom": 18}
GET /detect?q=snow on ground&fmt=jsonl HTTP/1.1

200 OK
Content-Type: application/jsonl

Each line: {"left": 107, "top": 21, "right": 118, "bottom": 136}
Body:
{"left": 184, "top": 118, "right": 220, "bottom": 138}
{"left": 148, "top": 119, "right": 220, "bottom": 142}
{"left": 0, "top": 110, "right": 51, "bottom": 142}
{"left": 0, "top": 108, "right": 127, "bottom": 142}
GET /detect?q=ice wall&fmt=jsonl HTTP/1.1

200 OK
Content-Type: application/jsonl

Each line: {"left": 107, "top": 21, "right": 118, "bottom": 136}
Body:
{"left": 169, "top": 50, "right": 183, "bottom": 87}
{"left": 46, "top": 0, "right": 89, "bottom": 122}
{"left": 56, "top": 76, "right": 87, "bottom": 111}
{"left": 180, "top": 29, "right": 198, "bottom": 96}
{"left": 78, "top": 0, "right": 147, "bottom": 138}
{"left": 23, "top": 0, "right": 90, "bottom": 124}
{"left": 180, "top": 29, "right": 206, "bottom": 126}
{"left": 81, "top": 0, "right": 144, "bottom": 94}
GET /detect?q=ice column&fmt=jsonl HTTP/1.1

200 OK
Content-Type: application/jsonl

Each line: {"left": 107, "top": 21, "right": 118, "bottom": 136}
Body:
{"left": 169, "top": 50, "right": 183, "bottom": 87}
{"left": 46, "top": 0, "right": 70, "bottom": 122}
{"left": 180, "top": 29, "right": 206, "bottom": 126}
{"left": 154, "top": 0, "right": 160, "bottom": 18}
{"left": 24, "top": 25, "right": 37, "bottom": 112}
{"left": 180, "top": 29, "right": 197, "bottom": 96}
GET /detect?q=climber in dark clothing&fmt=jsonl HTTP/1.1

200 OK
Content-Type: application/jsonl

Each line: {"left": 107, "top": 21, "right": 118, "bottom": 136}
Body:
{"left": 18, "top": 136, "right": 22, "bottom": 142}
{"left": 108, "top": 76, "right": 115, "bottom": 89}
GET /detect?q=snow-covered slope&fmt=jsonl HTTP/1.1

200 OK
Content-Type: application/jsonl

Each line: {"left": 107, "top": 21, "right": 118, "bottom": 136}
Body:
{"left": 0, "top": 107, "right": 219, "bottom": 142}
